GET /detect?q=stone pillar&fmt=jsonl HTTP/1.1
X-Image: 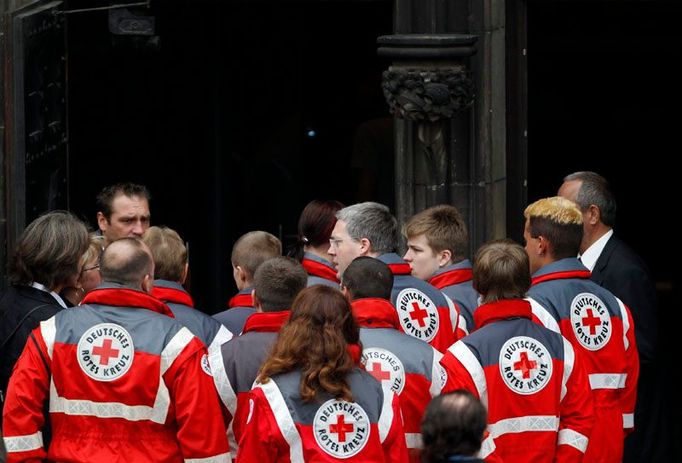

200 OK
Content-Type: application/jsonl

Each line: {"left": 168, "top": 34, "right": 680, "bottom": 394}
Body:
{"left": 381, "top": 0, "right": 506, "bottom": 256}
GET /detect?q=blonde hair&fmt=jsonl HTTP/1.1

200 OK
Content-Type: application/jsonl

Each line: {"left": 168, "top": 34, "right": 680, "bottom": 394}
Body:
{"left": 524, "top": 196, "right": 583, "bottom": 225}
{"left": 142, "top": 226, "right": 187, "bottom": 282}
{"left": 524, "top": 196, "right": 583, "bottom": 259}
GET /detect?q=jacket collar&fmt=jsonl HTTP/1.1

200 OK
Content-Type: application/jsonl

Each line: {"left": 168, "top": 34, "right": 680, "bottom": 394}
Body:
{"left": 531, "top": 258, "right": 591, "bottom": 286}
{"left": 302, "top": 253, "right": 339, "bottom": 283}
{"left": 429, "top": 260, "right": 473, "bottom": 288}
{"left": 242, "top": 310, "right": 290, "bottom": 333}
{"left": 228, "top": 288, "right": 254, "bottom": 308}
{"left": 474, "top": 299, "right": 532, "bottom": 329}
{"left": 351, "top": 298, "right": 400, "bottom": 329}
{"left": 151, "top": 280, "right": 194, "bottom": 307}
{"left": 82, "top": 283, "right": 175, "bottom": 318}
{"left": 377, "top": 253, "right": 412, "bottom": 275}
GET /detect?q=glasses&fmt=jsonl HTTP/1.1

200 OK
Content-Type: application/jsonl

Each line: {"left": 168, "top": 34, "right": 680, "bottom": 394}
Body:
{"left": 81, "top": 264, "right": 100, "bottom": 274}
{"left": 329, "top": 238, "right": 345, "bottom": 248}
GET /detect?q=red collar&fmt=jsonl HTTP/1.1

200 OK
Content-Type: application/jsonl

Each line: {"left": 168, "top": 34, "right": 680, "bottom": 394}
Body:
{"left": 302, "top": 257, "right": 339, "bottom": 283}
{"left": 243, "top": 311, "right": 290, "bottom": 333}
{"left": 473, "top": 299, "right": 531, "bottom": 329}
{"left": 531, "top": 269, "right": 591, "bottom": 286}
{"left": 82, "top": 287, "right": 175, "bottom": 318}
{"left": 429, "top": 268, "right": 473, "bottom": 289}
{"left": 351, "top": 298, "right": 400, "bottom": 329}
{"left": 228, "top": 291, "right": 254, "bottom": 308}
{"left": 152, "top": 286, "right": 194, "bottom": 307}
{"left": 387, "top": 263, "right": 412, "bottom": 275}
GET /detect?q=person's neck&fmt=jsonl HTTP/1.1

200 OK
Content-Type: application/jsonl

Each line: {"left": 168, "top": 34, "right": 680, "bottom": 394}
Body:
{"left": 304, "top": 245, "right": 331, "bottom": 262}
{"left": 236, "top": 281, "right": 253, "bottom": 292}
{"left": 582, "top": 223, "right": 612, "bottom": 254}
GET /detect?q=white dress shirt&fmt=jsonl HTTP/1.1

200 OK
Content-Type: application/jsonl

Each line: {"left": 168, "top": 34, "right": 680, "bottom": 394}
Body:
{"left": 578, "top": 229, "right": 613, "bottom": 271}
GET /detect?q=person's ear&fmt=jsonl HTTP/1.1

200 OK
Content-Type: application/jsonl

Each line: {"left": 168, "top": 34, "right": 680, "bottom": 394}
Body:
{"left": 586, "top": 204, "right": 601, "bottom": 226}
{"left": 236, "top": 266, "right": 247, "bottom": 284}
{"left": 341, "top": 285, "right": 350, "bottom": 299}
{"left": 142, "top": 274, "right": 154, "bottom": 294}
{"left": 96, "top": 212, "right": 108, "bottom": 232}
{"left": 537, "top": 236, "right": 549, "bottom": 257}
{"left": 437, "top": 249, "right": 452, "bottom": 267}
{"left": 252, "top": 289, "right": 263, "bottom": 312}
{"left": 180, "top": 263, "right": 189, "bottom": 285}
{"left": 358, "top": 238, "right": 372, "bottom": 256}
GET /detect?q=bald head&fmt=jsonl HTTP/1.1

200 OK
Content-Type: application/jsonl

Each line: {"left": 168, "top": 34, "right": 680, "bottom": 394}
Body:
{"left": 100, "top": 238, "right": 154, "bottom": 290}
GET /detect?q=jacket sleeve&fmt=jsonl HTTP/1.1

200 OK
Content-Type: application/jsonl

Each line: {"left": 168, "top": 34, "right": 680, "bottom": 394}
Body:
{"left": 2, "top": 326, "right": 51, "bottom": 463}
{"left": 443, "top": 294, "right": 468, "bottom": 342}
{"left": 617, "top": 300, "right": 640, "bottom": 434}
{"left": 235, "top": 387, "right": 288, "bottom": 462}
{"left": 440, "top": 341, "right": 483, "bottom": 397}
{"left": 165, "top": 335, "right": 231, "bottom": 462}
{"left": 379, "top": 389, "right": 409, "bottom": 463}
{"left": 556, "top": 339, "right": 595, "bottom": 462}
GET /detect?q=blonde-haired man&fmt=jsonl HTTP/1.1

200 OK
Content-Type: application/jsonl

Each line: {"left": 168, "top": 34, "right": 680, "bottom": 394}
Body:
{"left": 524, "top": 196, "right": 639, "bottom": 463}
{"left": 142, "top": 226, "right": 233, "bottom": 357}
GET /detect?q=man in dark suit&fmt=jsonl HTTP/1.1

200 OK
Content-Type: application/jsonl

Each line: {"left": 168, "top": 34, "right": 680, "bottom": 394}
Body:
{"left": 559, "top": 171, "right": 663, "bottom": 463}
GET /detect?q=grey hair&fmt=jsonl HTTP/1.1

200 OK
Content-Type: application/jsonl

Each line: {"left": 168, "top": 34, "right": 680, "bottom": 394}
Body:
{"left": 563, "top": 171, "right": 617, "bottom": 227}
{"left": 336, "top": 202, "right": 398, "bottom": 254}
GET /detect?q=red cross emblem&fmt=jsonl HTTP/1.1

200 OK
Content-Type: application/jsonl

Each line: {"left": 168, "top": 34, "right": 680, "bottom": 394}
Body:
{"left": 409, "top": 302, "right": 429, "bottom": 327}
{"left": 513, "top": 351, "right": 537, "bottom": 379}
{"left": 582, "top": 308, "right": 602, "bottom": 335}
{"left": 368, "top": 362, "right": 391, "bottom": 382}
{"left": 329, "top": 414, "right": 354, "bottom": 442}
{"left": 92, "top": 339, "right": 120, "bottom": 366}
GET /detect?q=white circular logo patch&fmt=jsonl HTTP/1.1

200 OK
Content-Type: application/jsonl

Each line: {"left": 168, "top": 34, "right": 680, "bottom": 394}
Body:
{"left": 77, "top": 323, "right": 134, "bottom": 381}
{"left": 361, "top": 347, "right": 405, "bottom": 394}
{"left": 201, "top": 354, "right": 212, "bottom": 376}
{"left": 313, "top": 399, "right": 371, "bottom": 458}
{"left": 396, "top": 288, "right": 439, "bottom": 342}
{"left": 570, "top": 293, "right": 612, "bottom": 351}
{"left": 499, "top": 336, "right": 553, "bottom": 395}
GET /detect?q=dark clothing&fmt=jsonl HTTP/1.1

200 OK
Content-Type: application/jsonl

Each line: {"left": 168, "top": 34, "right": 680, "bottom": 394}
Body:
{"left": 213, "top": 288, "right": 255, "bottom": 335}
{"left": 592, "top": 235, "right": 663, "bottom": 463}
{"left": 0, "top": 285, "right": 63, "bottom": 402}
{"left": 591, "top": 235, "right": 657, "bottom": 363}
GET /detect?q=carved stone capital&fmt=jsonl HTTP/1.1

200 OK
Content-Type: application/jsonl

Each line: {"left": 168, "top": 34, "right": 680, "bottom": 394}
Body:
{"left": 382, "top": 68, "right": 474, "bottom": 122}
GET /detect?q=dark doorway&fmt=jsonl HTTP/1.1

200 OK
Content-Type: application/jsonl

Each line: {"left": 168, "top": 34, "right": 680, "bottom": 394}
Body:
{"left": 527, "top": 2, "right": 682, "bottom": 459}
{"left": 65, "top": 0, "right": 392, "bottom": 311}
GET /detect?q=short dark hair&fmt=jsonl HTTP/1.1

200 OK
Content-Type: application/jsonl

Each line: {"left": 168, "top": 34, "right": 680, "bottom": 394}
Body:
{"left": 421, "top": 390, "right": 487, "bottom": 462}
{"left": 8, "top": 211, "right": 90, "bottom": 289}
{"left": 474, "top": 240, "right": 531, "bottom": 303}
{"left": 96, "top": 183, "right": 150, "bottom": 220}
{"left": 253, "top": 257, "right": 308, "bottom": 312}
{"left": 564, "top": 171, "right": 617, "bottom": 227}
{"left": 341, "top": 256, "right": 393, "bottom": 300}
{"left": 100, "top": 238, "right": 153, "bottom": 288}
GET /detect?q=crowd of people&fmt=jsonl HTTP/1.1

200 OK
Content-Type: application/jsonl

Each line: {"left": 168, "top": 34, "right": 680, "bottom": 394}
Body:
{"left": 0, "top": 171, "right": 658, "bottom": 462}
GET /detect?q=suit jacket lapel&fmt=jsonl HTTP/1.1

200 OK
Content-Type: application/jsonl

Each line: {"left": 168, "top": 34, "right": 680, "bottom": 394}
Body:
{"left": 591, "top": 234, "right": 619, "bottom": 284}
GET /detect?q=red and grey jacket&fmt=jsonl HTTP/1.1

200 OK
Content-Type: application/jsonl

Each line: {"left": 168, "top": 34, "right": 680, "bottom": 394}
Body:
{"left": 152, "top": 280, "right": 233, "bottom": 356}
{"left": 213, "top": 288, "right": 255, "bottom": 335}
{"left": 428, "top": 259, "right": 479, "bottom": 333}
{"left": 526, "top": 258, "right": 639, "bottom": 463}
{"left": 352, "top": 298, "right": 446, "bottom": 462}
{"left": 210, "top": 310, "right": 289, "bottom": 453}
{"left": 377, "top": 253, "right": 462, "bottom": 352}
{"left": 2, "top": 284, "right": 230, "bottom": 463}
{"left": 302, "top": 252, "right": 340, "bottom": 288}
{"left": 235, "top": 367, "right": 408, "bottom": 462}
{"left": 441, "top": 299, "right": 594, "bottom": 463}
